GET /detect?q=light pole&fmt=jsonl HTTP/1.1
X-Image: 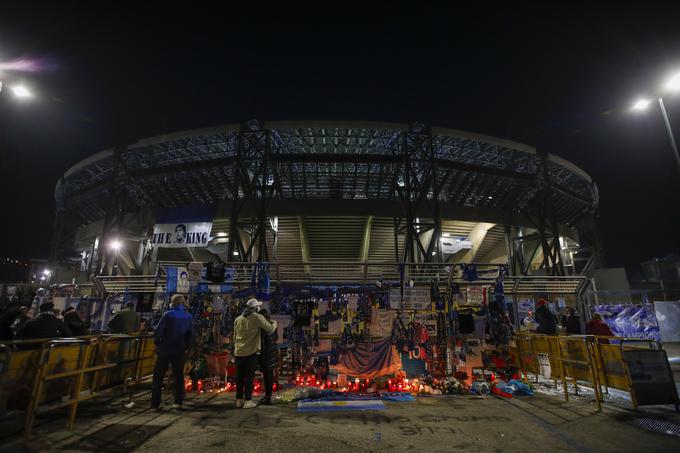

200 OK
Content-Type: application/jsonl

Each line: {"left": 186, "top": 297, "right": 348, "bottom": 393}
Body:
{"left": 631, "top": 71, "right": 680, "bottom": 176}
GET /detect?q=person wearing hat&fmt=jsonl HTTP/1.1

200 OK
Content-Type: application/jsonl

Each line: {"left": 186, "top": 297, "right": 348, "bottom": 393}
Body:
{"left": 233, "top": 298, "right": 277, "bottom": 409}
{"left": 15, "top": 302, "right": 72, "bottom": 341}
{"left": 533, "top": 299, "right": 557, "bottom": 335}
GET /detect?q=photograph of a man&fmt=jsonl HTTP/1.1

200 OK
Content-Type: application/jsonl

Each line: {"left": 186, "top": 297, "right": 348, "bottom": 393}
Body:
{"left": 175, "top": 224, "right": 187, "bottom": 244}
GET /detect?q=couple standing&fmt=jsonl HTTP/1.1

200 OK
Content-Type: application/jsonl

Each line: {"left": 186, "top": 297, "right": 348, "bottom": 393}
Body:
{"left": 233, "top": 298, "right": 277, "bottom": 408}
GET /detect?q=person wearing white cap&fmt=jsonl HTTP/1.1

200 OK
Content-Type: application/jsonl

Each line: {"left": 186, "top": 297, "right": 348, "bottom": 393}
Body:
{"left": 233, "top": 298, "right": 277, "bottom": 408}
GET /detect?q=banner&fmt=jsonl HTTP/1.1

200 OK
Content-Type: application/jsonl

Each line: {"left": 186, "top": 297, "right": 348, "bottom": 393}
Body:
{"left": 593, "top": 304, "right": 660, "bottom": 341}
{"left": 166, "top": 267, "right": 190, "bottom": 294}
{"left": 151, "top": 222, "right": 212, "bottom": 248}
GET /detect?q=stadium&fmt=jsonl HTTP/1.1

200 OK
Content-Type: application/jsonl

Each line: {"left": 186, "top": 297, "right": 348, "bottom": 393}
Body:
{"left": 50, "top": 120, "right": 599, "bottom": 287}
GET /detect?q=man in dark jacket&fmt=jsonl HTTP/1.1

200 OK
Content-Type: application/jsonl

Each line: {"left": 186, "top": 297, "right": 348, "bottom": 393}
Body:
{"left": 16, "top": 302, "right": 72, "bottom": 340}
{"left": 563, "top": 307, "right": 582, "bottom": 335}
{"left": 63, "top": 306, "right": 89, "bottom": 336}
{"left": 257, "top": 309, "right": 278, "bottom": 405}
{"left": 534, "top": 299, "right": 557, "bottom": 335}
{"left": 0, "top": 304, "right": 24, "bottom": 340}
{"left": 108, "top": 302, "right": 140, "bottom": 334}
{"left": 151, "top": 295, "right": 195, "bottom": 410}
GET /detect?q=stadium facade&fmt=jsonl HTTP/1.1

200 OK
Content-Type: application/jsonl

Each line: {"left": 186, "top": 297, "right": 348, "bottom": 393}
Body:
{"left": 50, "top": 121, "right": 600, "bottom": 282}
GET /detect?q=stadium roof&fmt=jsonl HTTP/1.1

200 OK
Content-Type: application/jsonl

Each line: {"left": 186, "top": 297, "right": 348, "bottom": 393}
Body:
{"left": 57, "top": 121, "right": 597, "bottom": 227}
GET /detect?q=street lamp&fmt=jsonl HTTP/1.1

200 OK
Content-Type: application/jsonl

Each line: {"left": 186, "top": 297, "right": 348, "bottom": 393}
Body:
{"left": 10, "top": 85, "right": 32, "bottom": 98}
{"left": 109, "top": 239, "right": 122, "bottom": 276}
{"left": 0, "top": 81, "right": 33, "bottom": 99}
{"left": 631, "top": 71, "right": 680, "bottom": 176}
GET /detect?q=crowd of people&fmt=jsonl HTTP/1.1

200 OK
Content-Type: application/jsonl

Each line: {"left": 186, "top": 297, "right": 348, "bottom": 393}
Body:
{"left": 532, "top": 298, "right": 614, "bottom": 340}
{"left": 0, "top": 299, "right": 144, "bottom": 342}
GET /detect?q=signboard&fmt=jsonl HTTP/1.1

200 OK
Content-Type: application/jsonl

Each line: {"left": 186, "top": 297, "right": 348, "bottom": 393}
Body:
{"left": 151, "top": 222, "right": 212, "bottom": 248}
{"left": 538, "top": 353, "right": 552, "bottom": 379}
{"left": 624, "top": 349, "right": 679, "bottom": 407}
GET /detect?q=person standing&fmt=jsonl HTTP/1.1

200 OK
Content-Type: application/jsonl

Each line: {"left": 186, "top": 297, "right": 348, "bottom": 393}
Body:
{"left": 151, "top": 294, "right": 195, "bottom": 410}
{"left": 533, "top": 299, "right": 557, "bottom": 335}
{"left": 63, "top": 306, "right": 89, "bottom": 336}
{"left": 257, "top": 309, "right": 279, "bottom": 405}
{"left": 0, "top": 304, "right": 31, "bottom": 340}
{"left": 108, "top": 301, "right": 140, "bottom": 334}
{"left": 11, "top": 306, "right": 32, "bottom": 337}
{"left": 586, "top": 313, "right": 614, "bottom": 343}
{"left": 233, "top": 298, "right": 276, "bottom": 409}
{"left": 563, "top": 307, "right": 582, "bottom": 335}
{"left": 16, "top": 302, "right": 72, "bottom": 340}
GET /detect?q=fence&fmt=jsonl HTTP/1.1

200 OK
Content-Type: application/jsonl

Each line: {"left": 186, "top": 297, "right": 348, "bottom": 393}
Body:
{"left": 511, "top": 333, "right": 679, "bottom": 412}
{"left": 0, "top": 334, "right": 157, "bottom": 444}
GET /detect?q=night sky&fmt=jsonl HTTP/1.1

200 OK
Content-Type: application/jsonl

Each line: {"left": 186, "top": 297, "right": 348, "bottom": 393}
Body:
{"left": 1, "top": 4, "right": 680, "bottom": 277}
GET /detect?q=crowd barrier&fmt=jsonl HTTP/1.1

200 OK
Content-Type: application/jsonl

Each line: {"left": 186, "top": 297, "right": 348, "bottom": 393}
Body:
{"left": 0, "top": 334, "right": 157, "bottom": 444}
{"left": 511, "top": 333, "right": 679, "bottom": 412}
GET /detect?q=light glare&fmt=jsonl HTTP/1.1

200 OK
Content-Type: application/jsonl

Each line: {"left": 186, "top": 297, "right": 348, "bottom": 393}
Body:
{"left": 632, "top": 99, "right": 651, "bottom": 111}
{"left": 10, "top": 85, "right": 32, "bottom": 98}
{"left": 665, "top": 72, "right": 680, "bottom": 91}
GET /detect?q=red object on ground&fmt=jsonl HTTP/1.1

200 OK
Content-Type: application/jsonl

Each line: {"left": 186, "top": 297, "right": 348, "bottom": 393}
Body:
{"left": 492, "top": 384, "right": 513, "bottom": 398}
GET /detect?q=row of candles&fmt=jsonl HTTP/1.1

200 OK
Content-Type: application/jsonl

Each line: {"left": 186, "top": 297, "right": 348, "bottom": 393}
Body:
{"left": 183, "top": 372, "right": 493, "bottom": 394}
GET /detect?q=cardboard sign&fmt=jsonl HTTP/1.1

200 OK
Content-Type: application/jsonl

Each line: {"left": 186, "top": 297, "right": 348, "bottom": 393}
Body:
{"left": 538, "top": 353, "right": 551, "bottom": 379}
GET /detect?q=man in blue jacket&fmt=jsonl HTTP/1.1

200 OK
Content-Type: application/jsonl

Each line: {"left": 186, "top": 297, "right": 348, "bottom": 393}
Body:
{"left": 151, "top": 294, "right": 195, "bottom": 410}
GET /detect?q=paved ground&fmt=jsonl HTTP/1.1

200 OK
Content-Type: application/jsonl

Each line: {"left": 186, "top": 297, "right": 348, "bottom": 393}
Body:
{"left": 2, "top": 383, "right": 679, "bottom": 453}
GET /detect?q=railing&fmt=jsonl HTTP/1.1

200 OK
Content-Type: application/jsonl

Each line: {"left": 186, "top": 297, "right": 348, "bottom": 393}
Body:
{"left": 101, "top": 262, "right": 588, "bottom": 295}
{"left": 510, "top": 333, "right": 679, "bottom": 412}
{"left": 97, "top": 275, "right": 166, "bottom": 293}
{"left": 0, "top": 334, "right": 157, "bottom": 445}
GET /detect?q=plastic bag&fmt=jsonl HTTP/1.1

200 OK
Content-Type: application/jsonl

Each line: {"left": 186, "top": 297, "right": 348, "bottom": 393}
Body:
{"left": 508, "top": 379, "right": 534, "bottom": 396}
{"left": 294, "top": 386, "right": 323, "bottom": 401}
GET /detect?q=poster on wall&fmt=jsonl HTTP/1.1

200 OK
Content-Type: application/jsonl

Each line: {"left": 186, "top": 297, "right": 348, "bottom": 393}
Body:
{"left": 151, "top": 222, "right": 213, "bottom": 248}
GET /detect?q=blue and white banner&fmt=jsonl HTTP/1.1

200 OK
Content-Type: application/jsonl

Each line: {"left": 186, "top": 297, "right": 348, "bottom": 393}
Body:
{"left": 152, "top": 222, "right": 212, "bottom": 248}
{"left": 593, "top": 304, "right": 660, "bottom": 341}
{"left": 166, "top": 267, "right": 190, "bottom": 294}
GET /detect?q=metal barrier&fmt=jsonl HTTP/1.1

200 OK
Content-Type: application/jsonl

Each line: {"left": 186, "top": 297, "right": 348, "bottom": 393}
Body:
{"left": 0, "top": 334, "right": 157, "bottom": 444}
{"left": 511, "top": 333, "right": 679, "bottom": 412}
